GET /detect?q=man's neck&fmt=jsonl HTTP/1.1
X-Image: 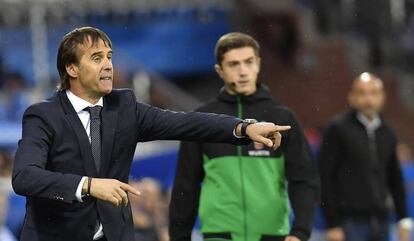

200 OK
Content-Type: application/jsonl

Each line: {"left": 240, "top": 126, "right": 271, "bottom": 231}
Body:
{"left": 356, "top": 112, "right": 381, "bottom": 131}
{"left": 69, "top": 89, "right": 101, "bottom": 105}
{"left": 224, "top": 87, "right": 256, "bottom": 96}
{"left": 360, "top": 113, "right": 377, "bottom": 122}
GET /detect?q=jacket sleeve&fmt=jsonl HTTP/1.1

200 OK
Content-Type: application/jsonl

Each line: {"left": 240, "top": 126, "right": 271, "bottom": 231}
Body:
{"left": 284, "top": 112, "right": 320, "bottom": 241}
{"left": 387, "top": 136, "right": 408, "bottom": 221}
{"left": 130, "top": 91, "right": 248, "bottom": 145}
{"left": 319, "top": 123, "right": 342, "bottom": 228}
{"left": 12, "top": 105, "right": 82, "bottom": 204}
{"left": 169, "top": 141, "right": 205, "bottom": 241}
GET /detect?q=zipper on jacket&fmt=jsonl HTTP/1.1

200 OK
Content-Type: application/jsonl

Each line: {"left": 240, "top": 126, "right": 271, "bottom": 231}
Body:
{"left": 236, "top": 95, "right": 248, "bottom": 241}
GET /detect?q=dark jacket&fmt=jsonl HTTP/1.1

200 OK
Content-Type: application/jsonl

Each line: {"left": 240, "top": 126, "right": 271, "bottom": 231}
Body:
{"left": 12, "top": 89, "right": 247, "bottom": 241}
{"left": 169, "top": 84, "right": 319, "bottom": 241}
{"left": 319, "top": 111, "right": 407, "bottom": 228}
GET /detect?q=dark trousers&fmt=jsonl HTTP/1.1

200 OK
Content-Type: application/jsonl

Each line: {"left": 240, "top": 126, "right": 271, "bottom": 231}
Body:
{"left": 343, "top": 217, "right": 389, "bottom": 241}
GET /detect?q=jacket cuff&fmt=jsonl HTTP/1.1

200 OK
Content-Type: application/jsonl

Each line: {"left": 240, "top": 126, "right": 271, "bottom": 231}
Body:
{"left": 290, "top": 228, "right": 310, "bottom": 241}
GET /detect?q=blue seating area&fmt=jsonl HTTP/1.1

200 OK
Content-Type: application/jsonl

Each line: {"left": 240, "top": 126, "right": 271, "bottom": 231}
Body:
{"left": 0, "top": 8, "right": 231, "bottom": 86}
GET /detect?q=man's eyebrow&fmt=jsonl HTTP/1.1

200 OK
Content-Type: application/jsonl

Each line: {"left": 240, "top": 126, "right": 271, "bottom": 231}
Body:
{"left": 227, "top": 60, "right": 240, "bottom": 64}
{"left": 90, "top": 51, "right": 104, "bottom": 57}
{"left": 91, "top": 50, "right": 113, "bottom": 57}
{"left": 244, "top": 57, "right": 254, "bottom": 61}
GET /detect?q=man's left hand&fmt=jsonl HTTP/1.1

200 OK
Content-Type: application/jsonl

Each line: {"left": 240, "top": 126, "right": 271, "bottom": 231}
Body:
{"left": 238, "top": 122, "right": 290, "bottom": 150}
{"left": 284, "top": 236, "right": 301, "bottom": 241}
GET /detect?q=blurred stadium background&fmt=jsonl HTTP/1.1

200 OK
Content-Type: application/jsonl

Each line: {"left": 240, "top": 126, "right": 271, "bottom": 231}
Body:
{"left": 0, "top": 0, "right": 414, "bottom": 240}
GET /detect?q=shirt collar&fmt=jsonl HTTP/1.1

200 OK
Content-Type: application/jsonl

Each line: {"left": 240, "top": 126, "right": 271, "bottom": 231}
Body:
{"left": 66, "top": 90, "right": 103, "bottom": 113}
{"left": 356, "top": 112, "right": 381, "bottom": 131}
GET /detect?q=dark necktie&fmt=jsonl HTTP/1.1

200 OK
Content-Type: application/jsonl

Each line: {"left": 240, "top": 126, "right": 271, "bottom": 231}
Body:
{"left": 87, "top": 106, "right": 102, "bottom": 172}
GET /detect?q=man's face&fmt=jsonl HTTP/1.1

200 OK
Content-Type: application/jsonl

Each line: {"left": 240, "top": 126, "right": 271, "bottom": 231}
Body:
{"left": 68, "top": 37, "right": 113, "bottom": 101}
{"left": 215, "top": 47, "right": 260, "bottom": 96}
{"left": 348, "top": 78, "right": 385, "bottom": 118}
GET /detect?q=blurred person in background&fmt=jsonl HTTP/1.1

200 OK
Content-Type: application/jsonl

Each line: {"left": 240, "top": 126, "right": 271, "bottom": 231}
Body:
{"left": 397, "top": 143, "right": 414, "bottom": 219}
{"left": 11, "top": 26, "right": 290, "bottom": 241}
{"left": 0, "top": 73, "right": 30, "bottom": 121}
{"left": 397, "top": 142, "right": 414, "bottom": 240}
{"left": 129, "top": 178, "right": 168, "bottom": 241}
{"left": 169, "top": 32, "right": 319, "bottom": 241}
{"left": 0, "top": 150, "right": 24, "bottom": 239}
{"left": 320, "top": 72, "right": 412, "bottom": 241}
{"left": 0, "top": 186, "right": 17, "bottom": 241}
{"left": 0, "top": 151, "right": 13, "bottom": 178}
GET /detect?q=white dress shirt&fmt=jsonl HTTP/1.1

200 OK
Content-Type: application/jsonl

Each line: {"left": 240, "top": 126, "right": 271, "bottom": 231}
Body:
{"left": 66, "top": 90, "right": 104, "bottom": 240}
{"left": 356, "top": 112, "right": 381, "bottom": 132}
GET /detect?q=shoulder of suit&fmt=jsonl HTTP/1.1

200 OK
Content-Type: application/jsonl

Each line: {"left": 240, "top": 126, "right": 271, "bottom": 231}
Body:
{"left": 324, "top": 112, "right": 355, "bottom": 134}
{"left": 109, "top": 88, "right": 134, "bottom": 96}
{"left": 24, "top": 94, "right": 60, "bottom": 115}
{"left": 105, "top": 88, "right": 136, "bottom": 105}
{"left": 379, "top": 119, "right": 396, "bottom": 137}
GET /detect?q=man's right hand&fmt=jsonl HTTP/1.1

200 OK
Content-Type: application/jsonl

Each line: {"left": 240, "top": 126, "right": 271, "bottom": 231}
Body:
{"left": 326, "top": 227, "right": 345, "bottom": 241}
{"left": 83, "top": 178, "right": 140, "bottom": 207}
{"left": 241, "top": 122, "right": 291, "bottom": 150}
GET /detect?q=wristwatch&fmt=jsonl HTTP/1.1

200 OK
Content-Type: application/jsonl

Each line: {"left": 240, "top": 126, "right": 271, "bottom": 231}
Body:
{"left": 399, "top": 218, "right": 414, "bottom": 230}
{"left": 240, "top": 118, "right": 258, "bottom": 137}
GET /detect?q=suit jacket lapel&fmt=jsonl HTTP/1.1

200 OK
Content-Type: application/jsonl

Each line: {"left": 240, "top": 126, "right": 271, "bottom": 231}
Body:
{"left": 99, "top": 96, "right": 118, "bottom": 177}
{"left": 58, "top": 91, "right": 97, "bottom": 177}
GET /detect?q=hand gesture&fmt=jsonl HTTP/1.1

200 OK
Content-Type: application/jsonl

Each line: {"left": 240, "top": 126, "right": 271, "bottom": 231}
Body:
{"left": 83, "top": 178, "right": 140, "bottom": 207}
{"left": 244, "top": 122, "right": 291, "bottom": 150}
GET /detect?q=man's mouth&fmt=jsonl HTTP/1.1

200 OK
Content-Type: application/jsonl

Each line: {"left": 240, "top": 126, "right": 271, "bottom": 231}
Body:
{"left": 100, "top": 76, "right": 112, "bottom": 81}
{"left": 237, "top": 80, "right": 250, "bottom": 86}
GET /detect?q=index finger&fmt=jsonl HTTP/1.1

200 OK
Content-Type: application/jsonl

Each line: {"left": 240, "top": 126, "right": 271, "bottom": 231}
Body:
{"left": 273, "top": 125, "right": 291, "bottom": 132}
{"left": 120, "top": 183, "right": 141, "bottom": 196}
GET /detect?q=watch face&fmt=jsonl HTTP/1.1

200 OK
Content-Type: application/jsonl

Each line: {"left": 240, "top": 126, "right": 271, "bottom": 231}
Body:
{"left": 244, "top": 118, "right": 258, "bottom": 124}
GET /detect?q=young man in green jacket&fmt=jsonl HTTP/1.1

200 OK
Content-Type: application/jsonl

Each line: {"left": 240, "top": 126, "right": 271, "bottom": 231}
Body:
{"left": 169, "top": 33, "right": 319, "bottom": 241}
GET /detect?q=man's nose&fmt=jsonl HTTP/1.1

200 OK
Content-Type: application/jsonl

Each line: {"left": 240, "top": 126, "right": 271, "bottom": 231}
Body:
{"left": 239, "top": 63, "right": 248, "bottom": 76}
{"left": 103, "top": 57, "right": 113, "bottom": 70}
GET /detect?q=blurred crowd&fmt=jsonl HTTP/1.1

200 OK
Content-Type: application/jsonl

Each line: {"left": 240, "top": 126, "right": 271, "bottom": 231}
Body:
{"left": 0, "top": 151, "right": 16, "bottom": 241}
{"left": 1, "top": 1, "right": 414, "bottom": 241}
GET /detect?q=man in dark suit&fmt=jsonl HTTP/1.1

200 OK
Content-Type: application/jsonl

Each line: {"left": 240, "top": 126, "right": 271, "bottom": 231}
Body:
{"left": 320, "top": 73, "right": 412, "bottom": 241}
{"left": 12, "top": 27, "right": 290, "bottom": 241}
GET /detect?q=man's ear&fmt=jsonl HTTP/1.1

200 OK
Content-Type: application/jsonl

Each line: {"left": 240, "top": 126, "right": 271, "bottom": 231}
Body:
{"left": 257, "top": 57, "right": 261, "bottom": 71}
{"left": 215, "top": 64, "right": 223, "bottom": 79}
{"left": 66, "top": 64, "right": 79, "bottom": 79}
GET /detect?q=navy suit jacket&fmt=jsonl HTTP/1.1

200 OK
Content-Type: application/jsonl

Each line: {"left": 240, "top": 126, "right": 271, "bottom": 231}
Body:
{"left": 12, "top": 89, "right": 246, "bottom": 241}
